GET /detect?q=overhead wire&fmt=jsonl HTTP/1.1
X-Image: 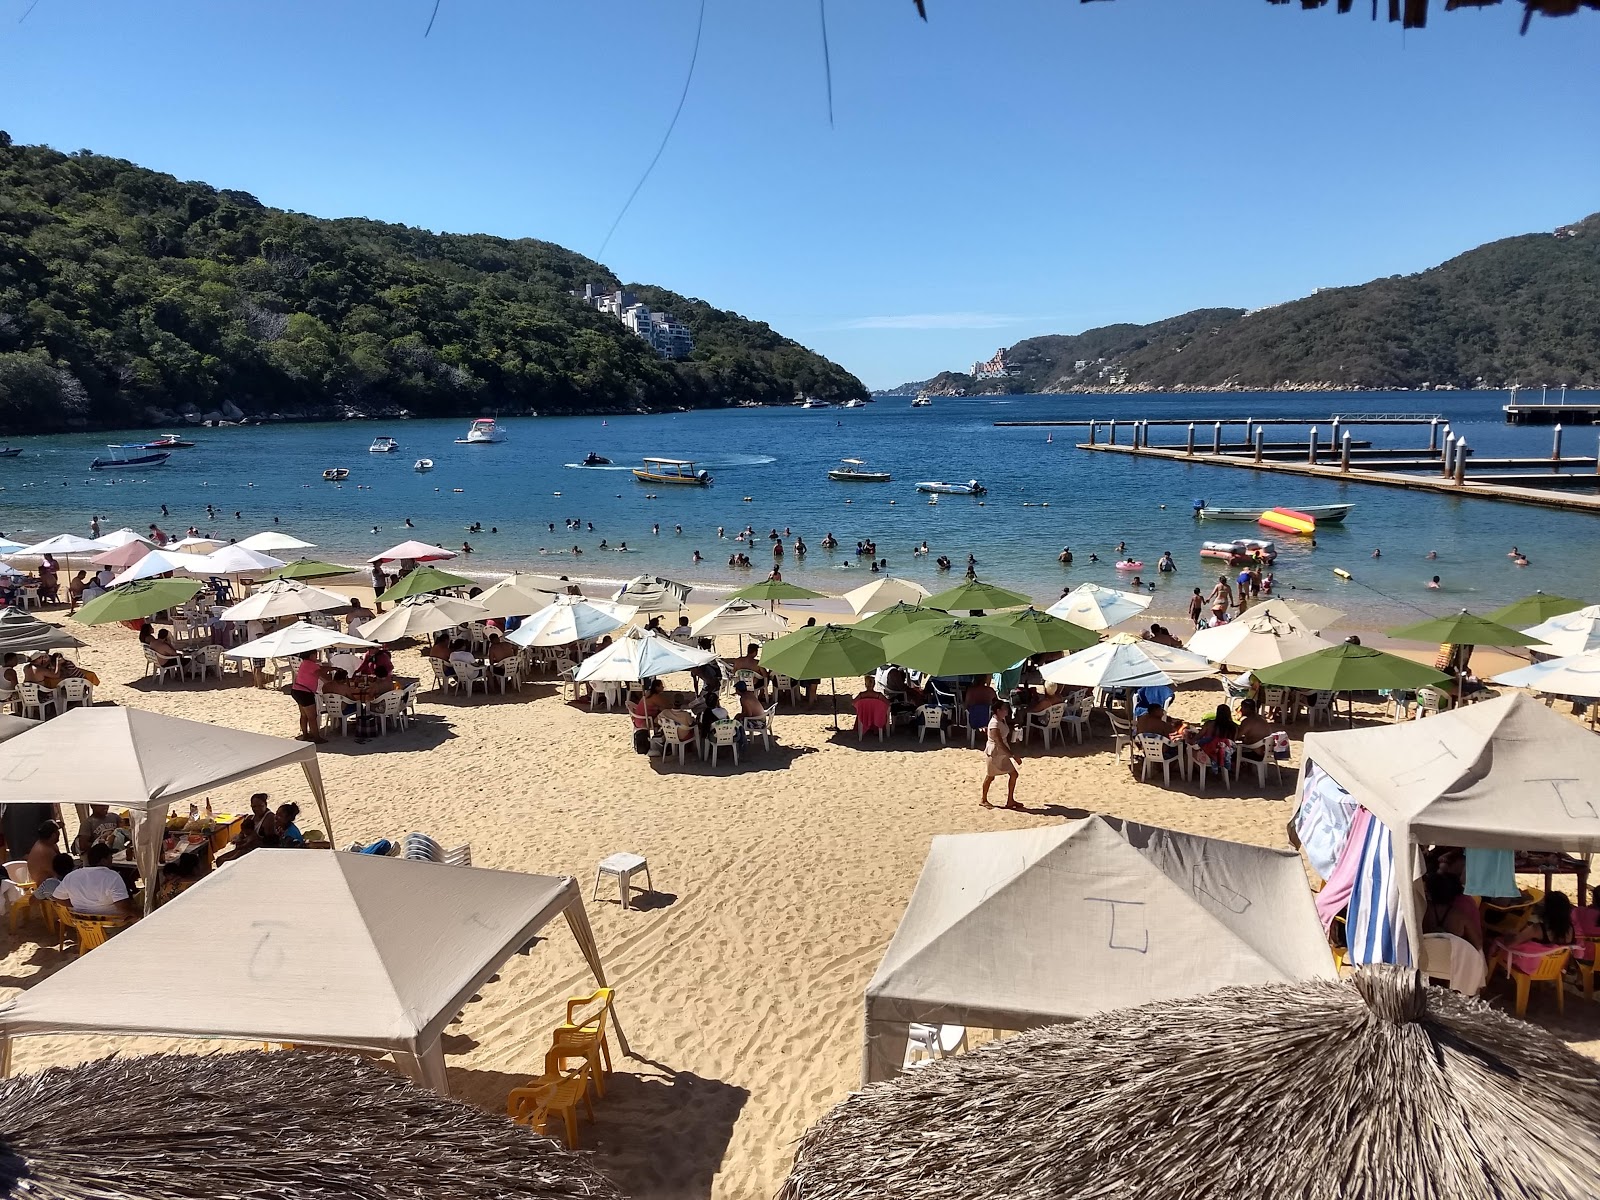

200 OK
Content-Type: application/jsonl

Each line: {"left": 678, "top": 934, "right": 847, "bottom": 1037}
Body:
{"left": 423, "top": 0, "right": 441, "bottom": 37}
{"left": 819, "top": 0, "right": 834, "bottom": 128}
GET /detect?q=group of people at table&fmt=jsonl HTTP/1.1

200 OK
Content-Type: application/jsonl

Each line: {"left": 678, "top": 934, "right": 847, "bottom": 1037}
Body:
{"left": 634, "top": 644, "right": 781, "bottom": 757}
{"left": 0, "top": 650, "right": 100, "bottom": 716}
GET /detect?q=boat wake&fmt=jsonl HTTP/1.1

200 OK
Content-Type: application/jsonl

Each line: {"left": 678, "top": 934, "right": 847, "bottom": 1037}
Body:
{"left": 562, "top": 454, "right": 776, "bottom": 470}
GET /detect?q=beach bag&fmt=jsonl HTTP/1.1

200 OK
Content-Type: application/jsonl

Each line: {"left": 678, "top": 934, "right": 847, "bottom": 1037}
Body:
{"left": 632, "top": 728, "right": 652, "bottom": 755}
{"left": 1270, "top": 731, "right": 1292, "bottom": 760}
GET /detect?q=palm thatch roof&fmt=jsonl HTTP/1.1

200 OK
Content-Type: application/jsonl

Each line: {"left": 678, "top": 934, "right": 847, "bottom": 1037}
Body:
{"left": 913, "top": 0, "right": 1599, "bottom": 33}
{"left": 781, "top": 966, "right": 1600, "bottom": 1200}
{"left": 0, "top": 1050, "right": 623, "bottom": 1199}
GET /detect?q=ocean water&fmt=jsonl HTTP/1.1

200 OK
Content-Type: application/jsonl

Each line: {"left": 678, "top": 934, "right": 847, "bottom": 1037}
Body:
{"left": 3, "top": 391, "right": 1599, "bottom": 630}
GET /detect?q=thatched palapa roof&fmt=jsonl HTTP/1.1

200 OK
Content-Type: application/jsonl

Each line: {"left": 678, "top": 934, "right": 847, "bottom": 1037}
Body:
{"left": 0, "top": 1050, "right": 624, "bottom": 1199}
{"left": 913, "top": 0, "right": 1600, "bottom": 32}
{"left": 782, "top": 966, "right": 1600, "bottom": 1200}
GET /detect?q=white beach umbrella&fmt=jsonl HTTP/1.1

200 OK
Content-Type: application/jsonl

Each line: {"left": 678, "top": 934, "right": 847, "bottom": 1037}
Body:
{"left": 355, "top": 595, "right": 485, "bottom": 643}
{"left": 167, "top": 536, "right": 228, "bottom": 553}
{"left": 225, "top": 620, "right": 380, "bottom": 660}
{"left": 219, "top": 579, "right": 349, "bottom": 622}
{"left": 92, "top": 528, "right": 155, "bottom": 550}
{"left": 691, "top": 598, "right": 789, "bottom": 640}
{"left": 0, "top": 562, "right": 21, "bottom": 578}
{"left": 13, "top": 534, "right": 104, "bottom": 559}
{"left": 0, "top": 536, "right": 26, "bottom": 554}
{"left": 237, "top": 531, "right": 317, "bottom": 553}
{"left": 109, "top": 549, "right": 198, "bottom": 586}
{"left": 1491, "top": 651, "right": 1600, "bottom": 700}
{"left": 1041, "top": 638, "right": 1214, "bottom": 690}
{"left": 190, "top": 545, "right": 287, "bottom": 576}
{"left": 574, "top": 628, "right": 717, "bottom": 684}
{"left": 843, "top": 577, "right": 932, "bottom": 616}
{"left": 1523, "top": 605, "right": 1600, "bottom": 658}
{"left": 507, "top": 596, "right": 637, "bottom": 649}
{"left": 1046, "top": 583, "right": 1153, "bottom": 631}
{"left": 1240, "top": 596, "right": 1345, "bottom": 633}
{"left": 473, "top": 575, "right": 561, "bottom": 621}
{"left": 612, "top": 574, "right": 693, "bottom": 614}
{"left": 369, "top": 540, "right": 457, "bottom": 564}
{"left": 1185, "top": 612, "right": 1336, "bottom": 670}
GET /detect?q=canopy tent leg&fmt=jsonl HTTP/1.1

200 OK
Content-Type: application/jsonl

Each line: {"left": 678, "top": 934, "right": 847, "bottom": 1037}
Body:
{"left": 0, "top": 1032, "right": 12, "bottom": 1079}
{"left": 300, "top": 758, "right": 334, "bottom": 848}
{"left": 862, "top": 1010, "right": 913, "bottom": 1085}
{"left": 562, "top": 899, "right": 630, "bottom": 1057}
{"left": 404, "top": 1037, "right": 450, "bottom": 1094}
{"left": 136, "top": 805, "right": 168, "bottom": 915}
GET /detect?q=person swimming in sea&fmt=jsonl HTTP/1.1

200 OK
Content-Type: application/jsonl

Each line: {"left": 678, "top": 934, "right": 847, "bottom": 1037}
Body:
{"left": 1058, "top": 547, "right": 1073, "bottom": 564}
{"left": 1513, "top": 551, "right": 1530, "bottom": 566}
{"left": 1087, "top": 553, "right": 1099, "bottom": 564}
{"left": 1428, "top": 575, "right": 1441, "bottom": 589}
{"left": 1157, "top": 551, "right": 1176, "bottom": 573}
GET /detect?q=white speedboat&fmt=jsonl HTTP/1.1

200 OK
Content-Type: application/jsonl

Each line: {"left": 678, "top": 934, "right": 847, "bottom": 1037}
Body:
{"left": 916, "top": 479, "right": 986, "bottom": 496}
{"left": 911, "top": 393, "right": 933, "bottom": 407}
{"left": 799, "top": 397, "right": 833, "bottom": 409}
{"left": 322, "top": 468, "right": 350, "bottom": 481}
{"left": 456, "top": 418, "right": 506, "bottom": 444}
{"left": 841, "top": 398, "right": 867, "bottom": 409}
{"left": 828, "top": 458, "right": 892, "bottom": 483}
{"left": 369, "top": 435, "right": 400, "bottom": 453}
{"left": 413, "top": 458, "right": 434, "bottom": 472}
{"left": 1198, "top": 502, "right": 1354, "bottom": 524}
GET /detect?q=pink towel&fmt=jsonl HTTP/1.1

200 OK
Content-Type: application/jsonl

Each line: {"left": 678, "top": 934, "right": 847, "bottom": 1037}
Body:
{"left": 1316, "top": 807, "right": 1372, "bottom": 932}
{"left": 1496, "top": 940, "right": 1571, "bottom": 975}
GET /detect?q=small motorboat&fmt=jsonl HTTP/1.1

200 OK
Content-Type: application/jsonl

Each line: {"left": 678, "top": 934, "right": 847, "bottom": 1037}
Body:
{"left": 916, "top": 479, "right": 986, "bottom": 496}
{"left": 632, "top": 457, "right": 712, "bottom": 486}
{"left": 582, "top": 452, "right": 613, "bottom": 466}
{"left": 323, "top": 468, "right": 350, "bottom": 481}
{"left": 841, "top": 398, "right": 867, "bottom": 409}
{"left": 456, "top": 418, "right": 506, "bottom": 444}
{"left": 90, "top": 448, "right": 171, "bottom": 470}
{"left": 142, "top": 433, "right": 195, "bottom": 449}
{"left": 828, "top": 458, "right": 892, "bottom": 483}
{"left": 0, "top": 447, "right": 21, "bottom": 458}
{"left": 1197, "top": 502, "right": 1353, "bottom": 524}
{"left": 911, "top": 393, "right": 933, "bottom": 407}
{"left": 799, "top": 398, "right": 833, "bottom": 409}
{"left": 369, "top": 435, "right": 400, "bottom": 453}
{"left": 413, "top": 459, "right": 434, "bottom": 472}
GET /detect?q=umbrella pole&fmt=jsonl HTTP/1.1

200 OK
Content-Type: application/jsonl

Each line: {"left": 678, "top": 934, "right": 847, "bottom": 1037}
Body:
{"left": 830, "top": 677, "right": 841, "bottom": 732}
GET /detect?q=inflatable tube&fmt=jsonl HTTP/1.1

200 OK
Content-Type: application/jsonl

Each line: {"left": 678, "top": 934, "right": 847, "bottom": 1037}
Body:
{"left": 1199, "top": 539, "right": 1278, "bottom": 563}
{"left": 1115, "top": 560, "right": 1144, "bottom": 571}
{"left": 1258, "top": 507, "right": 1316, "bottom": 536}
{"left": 1332, "top": 568, "right": 1352, "bottom": 580}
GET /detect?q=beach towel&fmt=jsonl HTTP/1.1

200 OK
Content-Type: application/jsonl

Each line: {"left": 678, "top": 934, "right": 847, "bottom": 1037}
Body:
{"left": 1294, "top": 764, "right": 1359, "bottom": 880}
{"left": 1420, "top": 932, "right": 1487, "bottom": 996}
{"left": 1464, "top": 848, "right": 1516, "bottom": 899}
{"left": 1347, "top": 811, "right": 1411, "bottom": 967}
{"left": 1315, "top": 806, "right": 1371, "bottom": 932}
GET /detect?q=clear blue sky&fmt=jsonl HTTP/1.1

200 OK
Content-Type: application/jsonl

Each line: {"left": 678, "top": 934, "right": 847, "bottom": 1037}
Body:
{"left": 5, "top": 1, "right": 1598, "bottom": 388}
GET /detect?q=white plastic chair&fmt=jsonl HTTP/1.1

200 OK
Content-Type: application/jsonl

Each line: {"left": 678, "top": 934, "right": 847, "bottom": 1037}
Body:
{"left": 400, "top": 683, "right": 421, "bottom": 722}
{"left": 450, "top": 662, "right": 489, "bottom": 698}
{"left": 18, "top": 586, "right": 41, "bottom": 611}
{"left": 427, "top": 658, "right": 451, "bottom": 694}
{"left": 316, "top": 693, "right": 353, "bottom": 736}
{"left": 589, "top": 681, "right": 621, "bottom": 712}
{"left": 1234, "top": 737, "right": 1285, "bottom": 787}
{"left": 917, "top": 705, "right": 947, "bottom": 745}
{"left": 743, "top": 704, "right": 776, "bottom": 752}
{"left": 18, "top": 682, "right": 58, "bottom": 722}
{"left": 772, "top": 674, "right": 798, "bottom": 706}
{"left": 56, "top": 677, "right": 93, "bottom": 712}
{"left": 1109, "top": 712, "right": 1134, "bottom": 762}
{"left": 707, "top": 719, "right": 740, "bottom": 767}
{"left": 1059, "top": 698, "right": 1090, "bottom": 745}
{"left": 186, "top": 644, "right": 224, "bottom": 682}
{"left": 1136, "top": 733, "right": 1185, "bottom": 785}
{"left": 1024, "top": 704, "right": 1064, "bottom": 750}
{"left": 371, "top": 689, "right": 408, "bottom": 734}
{"left": 1414, "top": 686, "right": 1449, "bottom": 719}
{"left": 1261, "top": 686, "right": 1288, "bottom": 722}
{"left": 1306, "top": 690, "right": 1336, "bottom": 727}
{"left": 143, "top": 646, "right": 183, "bottom": 686}
{"left": 1189, "top": 745, "right": 1231, "bottom": 794}
{"left": 657, "top": 715, "right": 700, "bottom": 766}
{"left": 905, "top": 1023, "right": 968, "bottom": 1068}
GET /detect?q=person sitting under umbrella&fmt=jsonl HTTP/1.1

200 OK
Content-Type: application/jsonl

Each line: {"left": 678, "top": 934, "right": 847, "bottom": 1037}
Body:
{"left": 344, "top": 597, "right": 375, "bottom": 632}
{"left": 55, "top": 843, "right": 135, "bottom": 917}
{"left": 1135, "top": 702, "right": 1186, "bottom": 739}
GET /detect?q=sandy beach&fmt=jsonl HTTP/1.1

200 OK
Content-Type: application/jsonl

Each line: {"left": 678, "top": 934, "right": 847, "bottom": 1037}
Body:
{"left": 1, "top": 591, "right": 1594, "bottom": 1200}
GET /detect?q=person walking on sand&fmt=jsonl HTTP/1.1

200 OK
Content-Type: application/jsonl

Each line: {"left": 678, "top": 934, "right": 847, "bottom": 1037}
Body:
{"left": 980, "top": 700, "right": 1023, "bottom": 811}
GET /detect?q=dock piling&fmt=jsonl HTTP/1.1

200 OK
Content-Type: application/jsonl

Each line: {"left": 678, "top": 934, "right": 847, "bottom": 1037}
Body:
{"left": 1212, "top": 422, "right": 1222, "bottom": 454}
{"left": 1442, "top": 433, "right": 1456, "bottom": 478}
{"left": 1254, "top": 428, "right": 1264, "bottom": 464}
{"left": 1429, "top": 418, "right": 1440, "bottom": 452}
{"left": 1455, "top": 439, "right": 1468, "bottom": 486}
{"left": 1553, "top": 424, "right": 1564, "bottom": 461}
{"left": 1109, "top": 420, "right": 1117, "bottom": 446}
{"left": 1341, "top": 432, "right": 1351, "bottom": 474}
{"left": 1186, "top": 423, "right": 1195, "bottom": 455}
{"left": 1308, "top": 426, "right": 1319, "bottom": 464}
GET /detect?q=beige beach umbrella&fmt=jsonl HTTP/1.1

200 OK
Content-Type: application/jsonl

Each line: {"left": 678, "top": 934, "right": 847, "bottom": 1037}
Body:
{"left": 108, "top": 548, "right": 197, "bottom": 586}
{"left": 843, "top": 576, "right": 931, "bottom": 615}
{"left": 225, "top": 620, "right": 379, "bottom": 660}
{"left": 167, "top": 535, "right": 228, "bottom": 553}
{"left": 356, "top": 594, "right": 486, "bottom": 643}
{"left": 1522, "top": 604, "right": 1600, "bottom": 657}
{"left": 237, "top": 530, "right": 317, "bottom": 552}
{"left": 0, "top": 1051, "right": 623, "bottom": 1200}
{"left": 189, "top": 545, "right": 288, "bottom": 576}
{"left": 472, "top": 574, "right": 561, "bottom": 621}
{"left": 91, "top": 527, "right": 156, "bottom": 550}
{"left": 612, "top": 573, "right": 693, "bottom": 613}
{"left": 690, "top": 598, "right": 788, "bottom": 640}
{"left": 219, "top": 579, "right": 349, "bottom": 623}
{"left": 782, "top": 966, "right": 1600, "bottom": 1200}
{"left": 1046, "top": 582, "right": 1151, "bottom": 631}
{"left": 508, "top": 596, "right": 636, "bottom": 649}
{"left": 1185, "top": 611, "right": 1337, "bottom": 670}
{"left": 1244, "top": 595, "right": 1345, "bottom": 633}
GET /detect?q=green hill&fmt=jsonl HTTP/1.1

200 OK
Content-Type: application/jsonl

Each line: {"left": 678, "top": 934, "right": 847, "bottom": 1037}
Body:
{"left": 913, "top": 216, "right": 1600, "bottom": 395}
{"left": 0, "top": 137, "right": 866, "bottom": 432}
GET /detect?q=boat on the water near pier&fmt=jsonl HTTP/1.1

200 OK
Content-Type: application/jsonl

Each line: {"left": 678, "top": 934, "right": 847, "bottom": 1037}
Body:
{"left": 322, "top": 467, "right": 350, "bottom": 481}
{"left": 368, "top": 435, "right": 400, "bottom": 453}
{"left": 911, "top": 393, "right": 933, "bottom": 408}
{"left": 142, "top": 433, "right": 195, "bottom": 449}
{"left": 91, "top": 448, "right": 171, "bottom": 470}
{"left": 413, "top": 458, "right": 434, "bottom": 472}
{"left": 828, "top": 458, "right": 892, "bottom": 483}
{"left": 633, "top": 457, "right": 712, "bottom": 486}
{"left": 456, "top": 418, "right": 506, "bottom": 444}
{"left": 1197, "top": 502, "right": 1354, "bottom": 524}
{"left": 0, "top": 447, "right": 21, "bottom": 458}
{"left": 916, "top": 479, "right": 986, "bottom": 496}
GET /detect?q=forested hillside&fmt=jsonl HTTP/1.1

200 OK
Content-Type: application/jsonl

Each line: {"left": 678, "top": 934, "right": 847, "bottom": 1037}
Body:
{"left": 912, "top": 216, "right": 1600, "bottom": 395}
{"left": 0, "top": 139, "right": 866, "bottom": 432}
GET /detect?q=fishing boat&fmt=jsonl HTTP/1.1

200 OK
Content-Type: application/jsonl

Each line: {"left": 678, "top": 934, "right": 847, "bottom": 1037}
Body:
{"left": 916, "top": 479, "right": 986, "bottom": 496}
{"left": 841, "top": 398, "right": 867, "bottom": 409}
{"left": 413, "top": 459, "right": 434, "bottom": 472}
{"left": 799, "top": 398, "right": 833, "bottom": 409}
{"left": 322, "top": 467, "right": 350, "bottom": 481}
{"left": 456, "top": 418, "right": 506, "bottom": 444}
{"left": 1196, "top": 502, "right": 1354, "bottom": 524}
{"left": 142, "top": 433, "right": 195, "bottom": 449}
{"left": 632, "top": 457, "right": 712, "bottom": 486}
{"left": 0, "top": 447, "right": 21, "bottom": 458}
{"left": 90, "top": 448, "right": 170, "bottom": 470}
{"left": 911, "top": 393, "right": 933, "bottom": 408}
{"left": 828, "top": 458, "right": 892, "bottom": 483}
{"left": 581, "top": 452, "right": 613, "bottom": 466}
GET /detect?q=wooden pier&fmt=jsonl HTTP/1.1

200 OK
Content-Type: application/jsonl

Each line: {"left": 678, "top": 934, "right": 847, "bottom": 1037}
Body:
{"left": 995, "top": 413, "right": 1442, "bottom": 428}
{"left": 1502, "top": 386, "right": 1600, "bottom": 426}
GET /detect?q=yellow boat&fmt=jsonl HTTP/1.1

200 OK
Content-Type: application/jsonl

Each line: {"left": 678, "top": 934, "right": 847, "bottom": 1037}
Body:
{"left": 632, "top": 457, "right": 712, "bottom": 486}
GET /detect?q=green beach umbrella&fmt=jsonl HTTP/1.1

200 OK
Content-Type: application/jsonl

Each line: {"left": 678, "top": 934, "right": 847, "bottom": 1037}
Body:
{"left": 853, "top": 602, "right": 947, "bottom": 636}
{"left": 975, "top": 607, "right": 1099, "bottom": 655}
{"left": 880, "top": 619, "right": 1034, "bottom": 678}
{"left": 73, "top": 578, "right": 203, "bottom": 625}
{"left": 1487, "top": 591, "right": 1587, "bottom": 628}
{"left": 378, "top": 564, "right": 474, "bottom": 603}
{"left": 727, "top": 579, "right": 826, "bottom": 604}
{"left": 1385, "top": 609, "right": 1544, "bottom": 650}
{"left": 1253, "top": 642, "right": 1452, "bottom": 725}
{"left": 263, "top": 558, "right": 356, "bottom": 582}
{"left": 921, "top": 578, "right": 1033, "bottom": 612}
{"left": 758, "top": 623, "right": 888, "bottom": 730}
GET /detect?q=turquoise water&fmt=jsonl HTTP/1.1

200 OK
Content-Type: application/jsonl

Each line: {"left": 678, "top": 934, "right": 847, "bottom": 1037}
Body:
{"left": 3, "top": 391, "right": 1599, "bottom": 629}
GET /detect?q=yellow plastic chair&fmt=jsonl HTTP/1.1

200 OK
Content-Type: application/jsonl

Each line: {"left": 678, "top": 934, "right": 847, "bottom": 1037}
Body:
{"left": 6, "top": 880, "right": 37, "bottom": 933}
{"left": 507, "top": 1064, "right": 592, "bottom": 1148}
{"left": 37, "top": 895, "right": 70, "bottom": 951}
{"left": 1577, "top": 939, "right": 1600, "bottom": 1001}
{"left": 548, "top": 987, "right": 615, "bottom": 1098}
{"left": 65, "top": 911, "right": 133, "bottom": 956}
{"left": 1498, "top": 946, "right": 1572, "bottom": 1017}
{"left": 1481, "top": 889, "right": 1542, "bottom": 942}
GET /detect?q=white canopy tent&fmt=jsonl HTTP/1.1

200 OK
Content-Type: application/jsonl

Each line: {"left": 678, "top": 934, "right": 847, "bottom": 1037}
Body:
{"left": 1492, "top": 651, "right": 1600, "bottom": 704}
{"left": 0, "top": 850, "right": 614, "bottom": 1095}
{"left": 1297, "top": 693, "right": 1600, "bottom": 964}
{"left": 690, "top": 598, "right": 788, "bottom": 640}
{"left": 1523, "top": 605, "right": 1600, "bottom": 657}
{"left": 0, "top": 708, "right": 333, "bottom": 914}
{"left": 862, "top": 816, "right": 1334, "bottom": 1083}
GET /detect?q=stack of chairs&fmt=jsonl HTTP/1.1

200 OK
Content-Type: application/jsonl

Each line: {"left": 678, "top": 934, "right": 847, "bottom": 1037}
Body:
{"left": 506, "top": 988, "right": 616, "bottom": 1148}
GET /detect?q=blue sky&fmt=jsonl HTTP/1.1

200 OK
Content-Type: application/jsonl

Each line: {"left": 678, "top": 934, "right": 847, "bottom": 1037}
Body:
{"left": 5, "top": 1, "right": 1598, "bottom": 388}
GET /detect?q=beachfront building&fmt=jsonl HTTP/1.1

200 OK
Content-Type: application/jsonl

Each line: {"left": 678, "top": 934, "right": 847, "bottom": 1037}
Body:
{"left": 574, "top": 283, "right": 695, "bottom": 360}
{"left": 969, "top": 348, "right": 1013, "bottom": 379}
